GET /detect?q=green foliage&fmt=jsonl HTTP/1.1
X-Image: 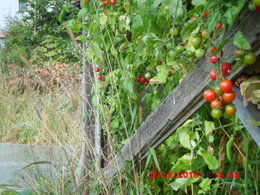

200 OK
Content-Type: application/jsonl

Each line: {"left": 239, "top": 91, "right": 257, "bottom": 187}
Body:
{"left": 0, "top": 0, "right": 79, "bottom": 68}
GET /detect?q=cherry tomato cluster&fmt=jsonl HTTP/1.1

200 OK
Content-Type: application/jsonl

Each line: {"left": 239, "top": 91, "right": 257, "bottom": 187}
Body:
{"left": 95, "top": 67, "right": 103, "bottom": 81}
{"left": 248, "top": 0, "right": 260, "bottom": 11}
{"left": 101, "top": 0, "right": 116, "bottom": 5}
{"left": 136, "top": 76, "right": 149, "bottom": 85}
{"left": 204, "top": 80, "right": 237, "bottom": 119}
{"left": 203, "top": 48, "right": 238, "bottom": 119}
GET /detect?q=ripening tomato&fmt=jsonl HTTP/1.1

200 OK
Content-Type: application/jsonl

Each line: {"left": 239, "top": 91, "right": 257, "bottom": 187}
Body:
{"left": 95, "top": 67, "right": 100, "bottom": 72}
{"left": 209, "top": 69, "right": 218, "bottom": 80}
{"left": 220, "top": 80, "right": 233, "bottom": 92}
{"left": 204, "top": 89, "right": 217, "bottom": 102}
{"left": 211, "top": 99, "right": 224, "bottom": 109}
{"left": 225, "top": 104, "right": 237, "bottom": 115}
{"left": 244, "top": 53, "right": 257, "bottom": 65}
{"left": 211, "top": 108, "right": 223, "bottom": 119}
{"left": 235, "top": 50, "right": 244, "bottom": 56}
{"left": 110, "top": 0, "right": 116, "bottom": 5}
{"left": 222, "top": 63, "right": 232, "bottom": 76}
{"left": 103, "top": 0, "right": 109, "bottom": 5}
{"left": 209, "top": 55, "right": 220, "bottom": 64}
{"left": 201, "top": 30, "right": 209, "bottom": 38}
{"left": 203, "top": 12, "right": 209, "bottom": 18}
{"left": 157, "top": 60, "right": 163, "bottom": 65}
{"left": 97, "top": 75, "right": 103, "bottom": 80}
{"left": 217, "top": 21, "right": 223, "bottom": 30}
{"left": 192, "top": 16, "right": 197, "bottom": 20}
{"left": 222, "top": 91, "right": 236, "bottom": 102}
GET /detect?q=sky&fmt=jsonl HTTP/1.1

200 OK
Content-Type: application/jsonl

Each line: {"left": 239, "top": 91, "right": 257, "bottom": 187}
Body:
{"left": 0, "top": 0, "right": 20, "bottom": 30}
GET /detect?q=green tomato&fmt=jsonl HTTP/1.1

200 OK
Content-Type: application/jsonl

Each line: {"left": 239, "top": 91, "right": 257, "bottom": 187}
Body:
{"left": 211, "top": 108, "right": 223, "bottom": 119}
{"left": 176, "top": 46, "right": 184, "bottom": 53}
{"left": 131, "top": 93, "right": 138, "bottom": 100}
{"left": 169, "top": 50, "right": 177, "bottom": 58}
{"left": 253, "top": 0, "right": 260, "bottom": 6}
{"left": 145, "top": 72, "right": 152, "bottom": 79}
{"left": 195, "top": 48, "right": 205, "bottom": 59}
{"left": 244, "top": 53, "right": 257, "bottom": 65}
{"left": 248, "top": 2, "right": 257, "bottom": 10}
{"left": 170, "top": 27, "right": 179, "bottom": 36}
{"left": 191, "top": 37, "right": 202, "bottom": 48}
{"left": 154, "top": 90, "right": 159, "bottom": 95}
{"left": 201, "top": 30, "right": 209, "bottom": 38}
{"left": 186, "top": 50, "right": 194, "bottom": 57}
{"left": 214, "top": 86, "right": 223, "bottom": 95}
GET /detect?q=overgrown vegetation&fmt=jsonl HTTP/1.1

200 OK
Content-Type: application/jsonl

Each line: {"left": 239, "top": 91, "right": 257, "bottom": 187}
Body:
{"left": 0, "top": 0, "right": 259, "bottom": 194}
{"left": 0, "top": 0, "right": 79, "bottom": 69}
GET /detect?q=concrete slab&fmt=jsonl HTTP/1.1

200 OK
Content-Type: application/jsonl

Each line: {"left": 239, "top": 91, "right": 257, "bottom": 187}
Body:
{"left": 0, "top": 143, "right": 75, "bottom": 192}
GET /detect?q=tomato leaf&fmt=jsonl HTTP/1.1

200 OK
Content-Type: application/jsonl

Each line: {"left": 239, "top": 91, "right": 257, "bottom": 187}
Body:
{"left": 197, "top": 147, "right": 219, "bottom": 170}
{"left": 132, "top": 15, "right": 143, "bottom": 30}
{"left": 170, "top": 176, "right": 199, "bottom": 191}
{"left": 207, "top": 12, "right": 221, "bottom": 33}
{"left": 181, "top": 21, "right": 198, "bottom": 41}
{"left": 192, "top": 0, "right": 208, "bottom": 6}
{"left": 233, "top": 31, "right": 251, "bottom": 50}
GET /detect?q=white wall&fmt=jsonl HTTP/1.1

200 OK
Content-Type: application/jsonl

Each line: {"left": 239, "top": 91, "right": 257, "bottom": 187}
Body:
{"left": 0, "top": 0, "right": 20, "bottom": 29}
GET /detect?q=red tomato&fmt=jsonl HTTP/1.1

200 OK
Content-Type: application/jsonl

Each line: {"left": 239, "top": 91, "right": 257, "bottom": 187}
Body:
{"left": 217, "top": 21, "right": 223, "bottom": 30}
{"left": 211, "top": 48, "right": 224, "bottom": 56}
{"left": 110, "top": 0, "right": 116, "bottom": 5}
{"left": 95, "top": 67, "right": 100, "bottom": 72}
{"left": 209, "top": 69, "right": 218, "bottom": 80}
{"left": 211, "top": 99, "right": 224, "bottom": 109}
{"left": 140, "top": 77, "right": 146, "bottom": 83}
{"left": 209, "top": 55, "right": 220, "bottom": 64}
{"left": 256, "top": 6, "right": 260, "bottom": 12}
{"left": 222, "top": 91, "right": 236, "bottom": 102}
{"left": 220, "top": 80, "right": 233, "bottom": 92}
{"left": 144, "top": 80, "right": 149, "bottom": 85}
{"left": 204, "top": 89, "right": 217, "bottom": 102}
{"left": 97, "top": 75, "right": 103, "bottom": 80}
{"left": 203, "top": 12, "right": 209, "bottom": 18}
{"left": 222, "top": 63, "right": 232, "bottom": 77}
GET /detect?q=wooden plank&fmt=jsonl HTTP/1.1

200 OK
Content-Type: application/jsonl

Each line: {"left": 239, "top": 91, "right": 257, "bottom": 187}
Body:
{"left": 103, "top": 10, "right": 260, "bottom": 180}
{"left": 233, "top": 87, "right": 260, "bottom": 147}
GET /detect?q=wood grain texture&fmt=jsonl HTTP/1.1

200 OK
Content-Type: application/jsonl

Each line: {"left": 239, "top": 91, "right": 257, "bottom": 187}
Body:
{"left": 103, "top": 10, "right": 260, "bottom": 180}
{"left": 233, "top": 87, "right": 260, "bottom": 147}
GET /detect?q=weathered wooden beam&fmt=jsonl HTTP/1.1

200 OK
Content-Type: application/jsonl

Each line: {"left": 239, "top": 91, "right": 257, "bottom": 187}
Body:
{"left": 103, "top": 10, "right": 260, "bottom": 180}
{"left": 233, "top": 87, "right": 260, "bottom": 147}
